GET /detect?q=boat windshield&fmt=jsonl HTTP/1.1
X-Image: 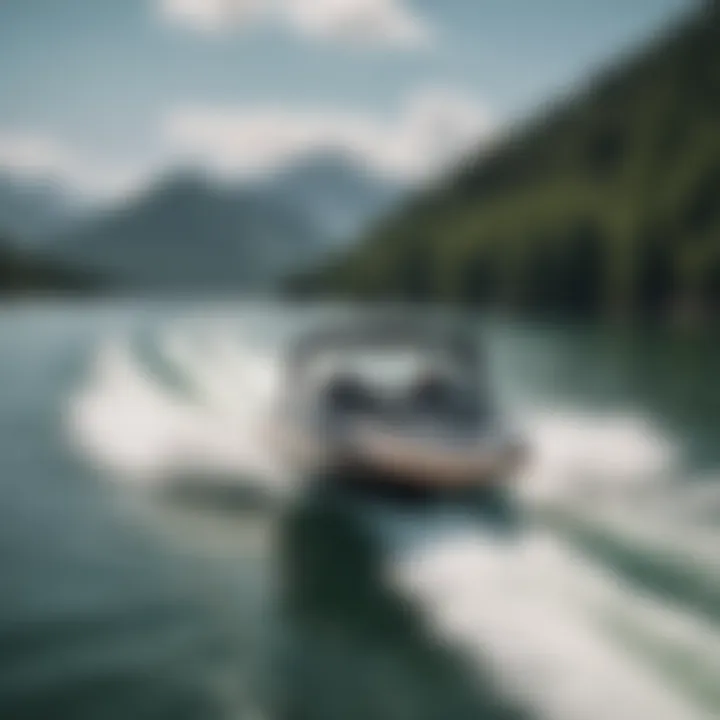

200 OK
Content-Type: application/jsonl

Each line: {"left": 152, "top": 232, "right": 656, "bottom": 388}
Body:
{"left": 304, "top": 347, "right": 458, "bottom": 395}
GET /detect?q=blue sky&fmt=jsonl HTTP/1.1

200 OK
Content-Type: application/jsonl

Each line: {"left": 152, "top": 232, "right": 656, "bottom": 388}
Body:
{"left": 0, "top": 0, "right": 695, "bottom": 198}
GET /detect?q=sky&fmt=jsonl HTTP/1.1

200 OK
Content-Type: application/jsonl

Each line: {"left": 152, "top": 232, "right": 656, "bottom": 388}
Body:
{"left": 0, "top": 0, "right": 696, "bottom": 199}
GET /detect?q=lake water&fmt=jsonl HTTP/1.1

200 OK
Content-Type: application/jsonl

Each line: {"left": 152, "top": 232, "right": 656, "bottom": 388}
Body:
{"left": 1, "top": 300, "right": 719, "bottom": 720}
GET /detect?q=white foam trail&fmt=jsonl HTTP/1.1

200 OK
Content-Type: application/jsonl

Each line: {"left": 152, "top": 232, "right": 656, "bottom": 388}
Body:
{"left": 520, "top": 407, "right": 720, "bottom": 567}
{"left": 160, "top": 327, "right": 279, "bottom": 417}
{"left": 67, "top": 333, "right": 290, "bottom": 495}
{"left": 518, "top": 408, "right": 679, "bottom": 505}
{"left": 370, "top": 410, "right": 717, "bottom": 720}
{"left": 553, "top": 500, "right": 720, "bottom": 572}
{"left": 380, "top": 519, "right": 715, "bottom": 720}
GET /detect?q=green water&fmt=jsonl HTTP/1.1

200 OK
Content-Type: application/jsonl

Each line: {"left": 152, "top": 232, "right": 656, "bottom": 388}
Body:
{"left": 0, "top": 300, "right": 718, "bottom": 720}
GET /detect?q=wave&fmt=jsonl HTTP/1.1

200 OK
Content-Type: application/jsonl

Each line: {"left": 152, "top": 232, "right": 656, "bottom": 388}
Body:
{"left": 65, "top": 320, "right": 720, "bottom": 719}
{"left": 66, "top": 326, "right": 289, "bottom": 496}
{"left": 373, "top": 512, "right": 719, "bottom": 720}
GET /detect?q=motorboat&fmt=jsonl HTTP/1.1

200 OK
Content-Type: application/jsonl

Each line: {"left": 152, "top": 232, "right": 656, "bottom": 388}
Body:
{"left": 274, "top": 314, "right": 528, "bottom": 502}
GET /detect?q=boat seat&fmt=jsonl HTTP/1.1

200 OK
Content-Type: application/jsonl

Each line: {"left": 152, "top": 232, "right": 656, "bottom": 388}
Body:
{"left": 323, "top": 374, "right": 382, "bottom": 418}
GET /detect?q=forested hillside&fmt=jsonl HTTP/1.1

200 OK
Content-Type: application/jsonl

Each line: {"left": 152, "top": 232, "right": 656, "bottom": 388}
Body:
{"left": 298, "top": 2, "right": 720, "bottom": 324}
{"left": 0, "top": 236, "right": 97, "bottom": 295}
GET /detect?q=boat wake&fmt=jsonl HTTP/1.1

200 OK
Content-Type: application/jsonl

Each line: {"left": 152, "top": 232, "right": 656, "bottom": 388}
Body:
{"left": 66, "top": 321, "right": 720, "bottom": 720}
{"left": 68, "top": 324, "right": 290, "bottom": 496}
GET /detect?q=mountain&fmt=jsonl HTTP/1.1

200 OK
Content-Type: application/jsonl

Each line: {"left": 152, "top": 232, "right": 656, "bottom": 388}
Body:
{"left": 260, "top": 152, "right": 403, "bottom": 246}
{"left": 49, "top": 172, "right": 325, "bottom": 293}
{"left": 47, "top": 153, "right": 404, "bottom": 293}
{"left": 0, "top": 173, "right": 79, "bottom": 241}
{"left": 300, "top": 2, "right": 720, "bottom": 324}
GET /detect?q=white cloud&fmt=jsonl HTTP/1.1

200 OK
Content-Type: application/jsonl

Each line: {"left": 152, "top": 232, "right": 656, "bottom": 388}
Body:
{"left": 158, "top": 0, "right": 265, "bottom": 34}
{"left": 159, "top": 0, "right": 433, "bottom": 49}
{"left": 0, "top": 90, "right": 493, "bottom": 200}
{"left": 0, "top": 131, "right": 153, "bottom": 201}
{"left": 163, "top": 88, "right": 494, "bottom": 184}
{"left": 282, "top": 0, "right": 431, "bottom": 48}
{"left": 0, "top": 132, "right": 75, "bottom": 179}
